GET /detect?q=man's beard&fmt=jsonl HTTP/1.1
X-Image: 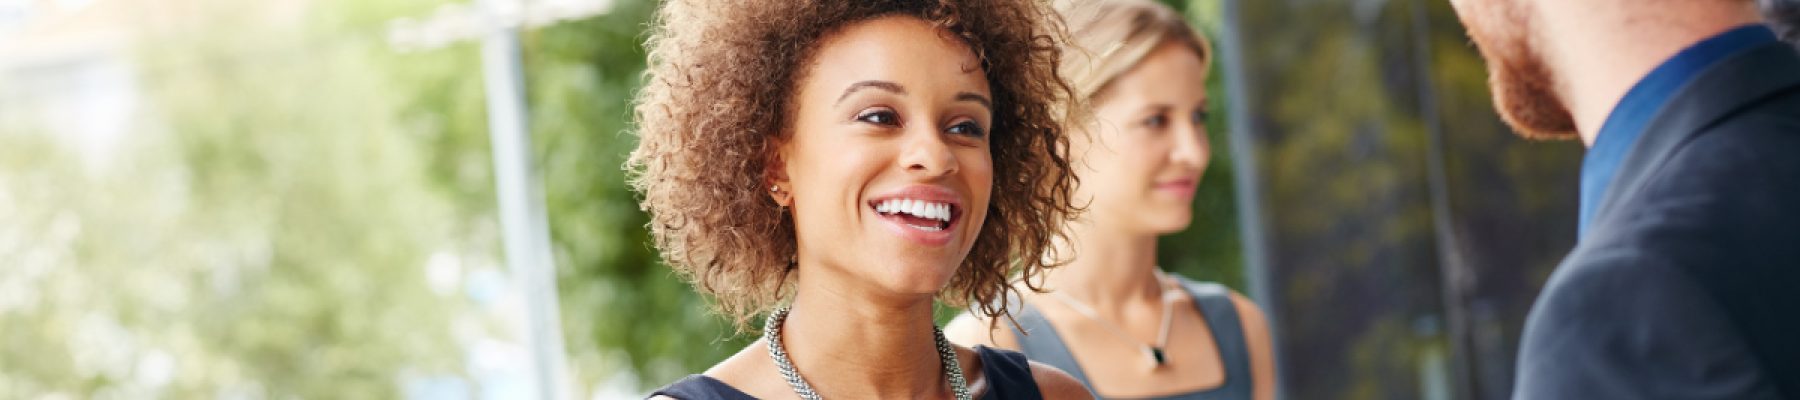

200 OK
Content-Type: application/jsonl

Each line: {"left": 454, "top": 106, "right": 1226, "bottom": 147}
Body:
{"left": 1462, "top": 0, "right": 1580, "bottom": 140}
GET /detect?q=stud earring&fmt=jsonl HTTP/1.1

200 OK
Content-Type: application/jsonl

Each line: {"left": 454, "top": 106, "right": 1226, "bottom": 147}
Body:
{"left": 771, "top": 185, "right": 780, "bottom": 193}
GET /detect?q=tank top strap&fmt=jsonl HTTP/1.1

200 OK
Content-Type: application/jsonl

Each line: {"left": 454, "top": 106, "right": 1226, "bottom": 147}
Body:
{"left": 646, "top": 374, "right": 758, "bottom": 400}
{"left": 1172, "top": 275, "right": 1254, "bottom": 400}
{"left": 1005, "top": 294, "right": 1097, "bottom": 389}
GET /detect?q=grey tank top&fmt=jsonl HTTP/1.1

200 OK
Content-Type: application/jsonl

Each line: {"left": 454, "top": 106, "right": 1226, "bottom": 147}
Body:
{"left": 1006, "top": 275, "right": 1253, "bottom": 400}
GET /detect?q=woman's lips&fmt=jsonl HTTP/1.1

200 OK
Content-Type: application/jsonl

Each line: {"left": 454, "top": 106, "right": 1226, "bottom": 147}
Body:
{"left": 1155, "top": 179, "right": 1198, "bottom": 198}
{"left": 868, "top": 186, "right": 963, "bottom": 247}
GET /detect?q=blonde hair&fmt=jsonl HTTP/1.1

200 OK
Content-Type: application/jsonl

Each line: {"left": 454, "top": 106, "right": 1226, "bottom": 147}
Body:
{"left": 1055, "top": 0, "right": 1214, "bottom": 101}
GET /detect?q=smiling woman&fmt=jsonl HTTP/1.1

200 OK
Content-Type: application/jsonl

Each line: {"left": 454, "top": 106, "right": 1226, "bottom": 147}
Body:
{"left": 627, "top": 0, "right": 1091, "bottom": 399}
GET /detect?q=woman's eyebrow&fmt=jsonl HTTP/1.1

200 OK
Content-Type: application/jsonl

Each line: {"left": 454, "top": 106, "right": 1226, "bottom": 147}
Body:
{"left": 838, "top": 80, "right": 906, "bottom": 104}
{"left": 956, "top": 92, "right": 992, "bottom": 112}
{"left": 1140, "top": 104, "right": 1174, "bottom": 114}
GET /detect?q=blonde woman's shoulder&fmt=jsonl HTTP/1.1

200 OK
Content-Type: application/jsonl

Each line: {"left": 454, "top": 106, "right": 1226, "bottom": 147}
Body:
{"left": 1030, "top": 360, "right": 1097, "bottom": 400}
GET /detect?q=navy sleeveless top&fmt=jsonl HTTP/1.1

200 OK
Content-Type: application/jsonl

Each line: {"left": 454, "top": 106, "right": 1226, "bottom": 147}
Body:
{"left": 648, "top": 345, "right": 1042, "bottom": 400}
{"left": 1006, "top": 275, "right": 1253, "bottom": 400}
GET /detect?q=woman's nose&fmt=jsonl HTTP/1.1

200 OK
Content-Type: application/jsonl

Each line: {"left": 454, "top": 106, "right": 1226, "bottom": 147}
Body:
{"left": 901, "top": 128, "right": 959, "bottom": 177}
{"left": 1171, "top": 123, "right": 1211, "bottom": 168}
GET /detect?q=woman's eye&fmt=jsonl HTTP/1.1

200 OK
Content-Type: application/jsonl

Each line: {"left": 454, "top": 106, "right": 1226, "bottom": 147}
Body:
{"left": 856, "top": 109, "right": 900, "bottom": 126}
{"left": 1144, "top": 114, "right": 1168, "bottom": 128}
{"left": 947, "top": 120, "right": 986, "bottom": 138}
{"left": 1191, "top": 109, "right": 1210, "bottom": 125}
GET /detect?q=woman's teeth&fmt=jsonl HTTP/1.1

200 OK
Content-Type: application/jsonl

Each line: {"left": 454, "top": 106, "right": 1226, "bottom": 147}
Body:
{"left": 874, "top": 198, "right": 953, "bottom": 231}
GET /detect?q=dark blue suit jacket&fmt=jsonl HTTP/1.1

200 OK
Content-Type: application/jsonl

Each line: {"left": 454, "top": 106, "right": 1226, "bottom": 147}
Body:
{"left": 1513, "top": 42, "right": 1800, "bottom": 399}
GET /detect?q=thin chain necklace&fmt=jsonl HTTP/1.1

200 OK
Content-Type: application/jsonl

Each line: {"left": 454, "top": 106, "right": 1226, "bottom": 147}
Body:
{"left": 1048, "top": 269, "right": 1177, "bottom": 369}
{"left": 764, "top": 306, "right": 971, "bottom": 400}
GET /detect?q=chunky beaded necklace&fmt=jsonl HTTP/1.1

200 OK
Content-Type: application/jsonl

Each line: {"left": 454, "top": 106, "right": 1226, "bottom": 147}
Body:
{"left": 762, "top": 307, "right": 972, "bottom": 400}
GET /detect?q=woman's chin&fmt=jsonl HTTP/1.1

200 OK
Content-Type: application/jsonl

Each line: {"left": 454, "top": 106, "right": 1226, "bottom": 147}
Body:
{"left": 1136, "top": 207, "right": 1193, "bottom": 233}
{"left": 1150, "top": 220, "right": 1192, "bottom": 235}
{"left": 877, "top": 266, "right": 960, "bottom": 296}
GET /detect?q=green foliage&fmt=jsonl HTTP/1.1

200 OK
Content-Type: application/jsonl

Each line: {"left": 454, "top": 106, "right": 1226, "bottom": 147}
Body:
{"left": 1, "top": 0, "right": 471, "bottom": 397}
{"left": 519, "top": 0, "right": 755, "bottom": 390}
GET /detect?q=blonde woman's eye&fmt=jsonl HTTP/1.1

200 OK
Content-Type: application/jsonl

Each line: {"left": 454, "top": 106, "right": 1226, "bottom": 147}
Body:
{"left": 947, "top": 120, "right": 986, "bottom": 138}
{"left": 1191, "top": 109, "right": 1210, "bottom": 125}
{"left": 1144, "top": 114, "right": 1168, "bottom": 128}
{"left": 856, "top": 109, "right": 900, "bottom": 126}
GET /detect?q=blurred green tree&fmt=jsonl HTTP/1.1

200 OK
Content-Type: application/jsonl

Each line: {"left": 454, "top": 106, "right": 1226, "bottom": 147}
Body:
{"left": 0, "top": 0, "right": 472, "bottom": 397}
{"left": 520, "top": 0, "right": 755, "bottom": 390}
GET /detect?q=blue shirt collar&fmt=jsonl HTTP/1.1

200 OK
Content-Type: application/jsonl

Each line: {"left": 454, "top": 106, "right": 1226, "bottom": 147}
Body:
{"left": 1578, "top": 24, "right": 1778, "bottom": 238}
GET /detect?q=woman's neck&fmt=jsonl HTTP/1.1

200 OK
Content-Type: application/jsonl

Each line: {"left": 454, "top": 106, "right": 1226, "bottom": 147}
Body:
{"left": 1044, "top": 222, "right": 1165, "bottom": 314}
{"left": 779, "top": 267, "right": 953, "bottom": 400}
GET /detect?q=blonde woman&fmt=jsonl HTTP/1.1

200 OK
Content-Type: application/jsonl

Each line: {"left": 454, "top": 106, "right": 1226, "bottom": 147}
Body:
{"left": 947, "top": 1, "right": 1276, "bottom": 399}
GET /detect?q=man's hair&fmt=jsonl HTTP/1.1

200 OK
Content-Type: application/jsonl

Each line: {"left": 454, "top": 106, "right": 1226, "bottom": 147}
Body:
{"left": 1765, "top": 0, "right": 1800, "bottom": 45}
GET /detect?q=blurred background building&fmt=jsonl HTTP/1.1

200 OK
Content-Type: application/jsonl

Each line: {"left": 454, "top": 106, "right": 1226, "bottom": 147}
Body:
{"left": 0, "top": 0, "right": 1585, "bottom": 399}
{"left": 1221, "top": 1, "right": 1582, "bottom": 399}
{"left": 2, "top": 0, "right": 142, "bottom": 168}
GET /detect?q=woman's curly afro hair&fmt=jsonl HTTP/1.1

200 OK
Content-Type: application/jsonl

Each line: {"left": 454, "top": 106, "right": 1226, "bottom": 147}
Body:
{"left": 629, "top": 0, "right": 1081, "bottom": 332}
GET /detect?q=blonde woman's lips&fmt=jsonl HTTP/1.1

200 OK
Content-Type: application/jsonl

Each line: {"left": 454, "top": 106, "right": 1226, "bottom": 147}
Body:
{"left": 868, "top": 185, "right": 963, "bottom": 247}
{"left": 1155, "top": 178, "right": 1198, "bottom": 198}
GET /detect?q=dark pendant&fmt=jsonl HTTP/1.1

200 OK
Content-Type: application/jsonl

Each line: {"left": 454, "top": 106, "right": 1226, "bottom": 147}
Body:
{"left": 1151, "top": 347, "right": 1166, "bottom": 365}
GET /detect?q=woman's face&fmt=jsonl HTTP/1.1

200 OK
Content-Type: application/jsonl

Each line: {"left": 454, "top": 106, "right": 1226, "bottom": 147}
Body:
{"left": 776, "top": 16, "right": 994, "bottom": 297}
{"left": 1074, "top": 38, "right": 1211, "bottom": 235}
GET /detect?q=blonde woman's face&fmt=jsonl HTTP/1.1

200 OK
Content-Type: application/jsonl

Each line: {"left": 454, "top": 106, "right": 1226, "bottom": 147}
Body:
{"left": 777, "top": 16, "right": 994, "bottom": 297}
{"left": 1075, "top": 39, "right": 1210, "bottom": 235}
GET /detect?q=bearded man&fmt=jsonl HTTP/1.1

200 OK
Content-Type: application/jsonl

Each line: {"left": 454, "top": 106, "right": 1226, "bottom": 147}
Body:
{"left": 1445, "top": 0, "right": 1800, "bottom": 398}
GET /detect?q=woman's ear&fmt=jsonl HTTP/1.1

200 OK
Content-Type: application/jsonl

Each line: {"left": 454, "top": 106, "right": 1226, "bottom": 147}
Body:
{"left": 767, "top": 146, "right": 793, "bottom": 207}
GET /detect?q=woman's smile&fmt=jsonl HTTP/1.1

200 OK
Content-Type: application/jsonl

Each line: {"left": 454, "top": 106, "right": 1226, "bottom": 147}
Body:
{"left": 1152, "top": 178, "right": 1198, "bottom": 199}
{"left": 868, "top": 185, "right": 965, "bottom": 246}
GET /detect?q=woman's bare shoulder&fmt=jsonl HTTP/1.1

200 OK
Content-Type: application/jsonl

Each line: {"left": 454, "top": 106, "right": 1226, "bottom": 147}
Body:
{"left": 1029, "top": 360, "right": 1096, "bottom": 400}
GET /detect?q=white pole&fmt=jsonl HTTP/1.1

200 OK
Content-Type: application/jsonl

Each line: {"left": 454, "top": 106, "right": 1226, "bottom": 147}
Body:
{"left": 478, "top": 0, "right": 571, "bottom": 398}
